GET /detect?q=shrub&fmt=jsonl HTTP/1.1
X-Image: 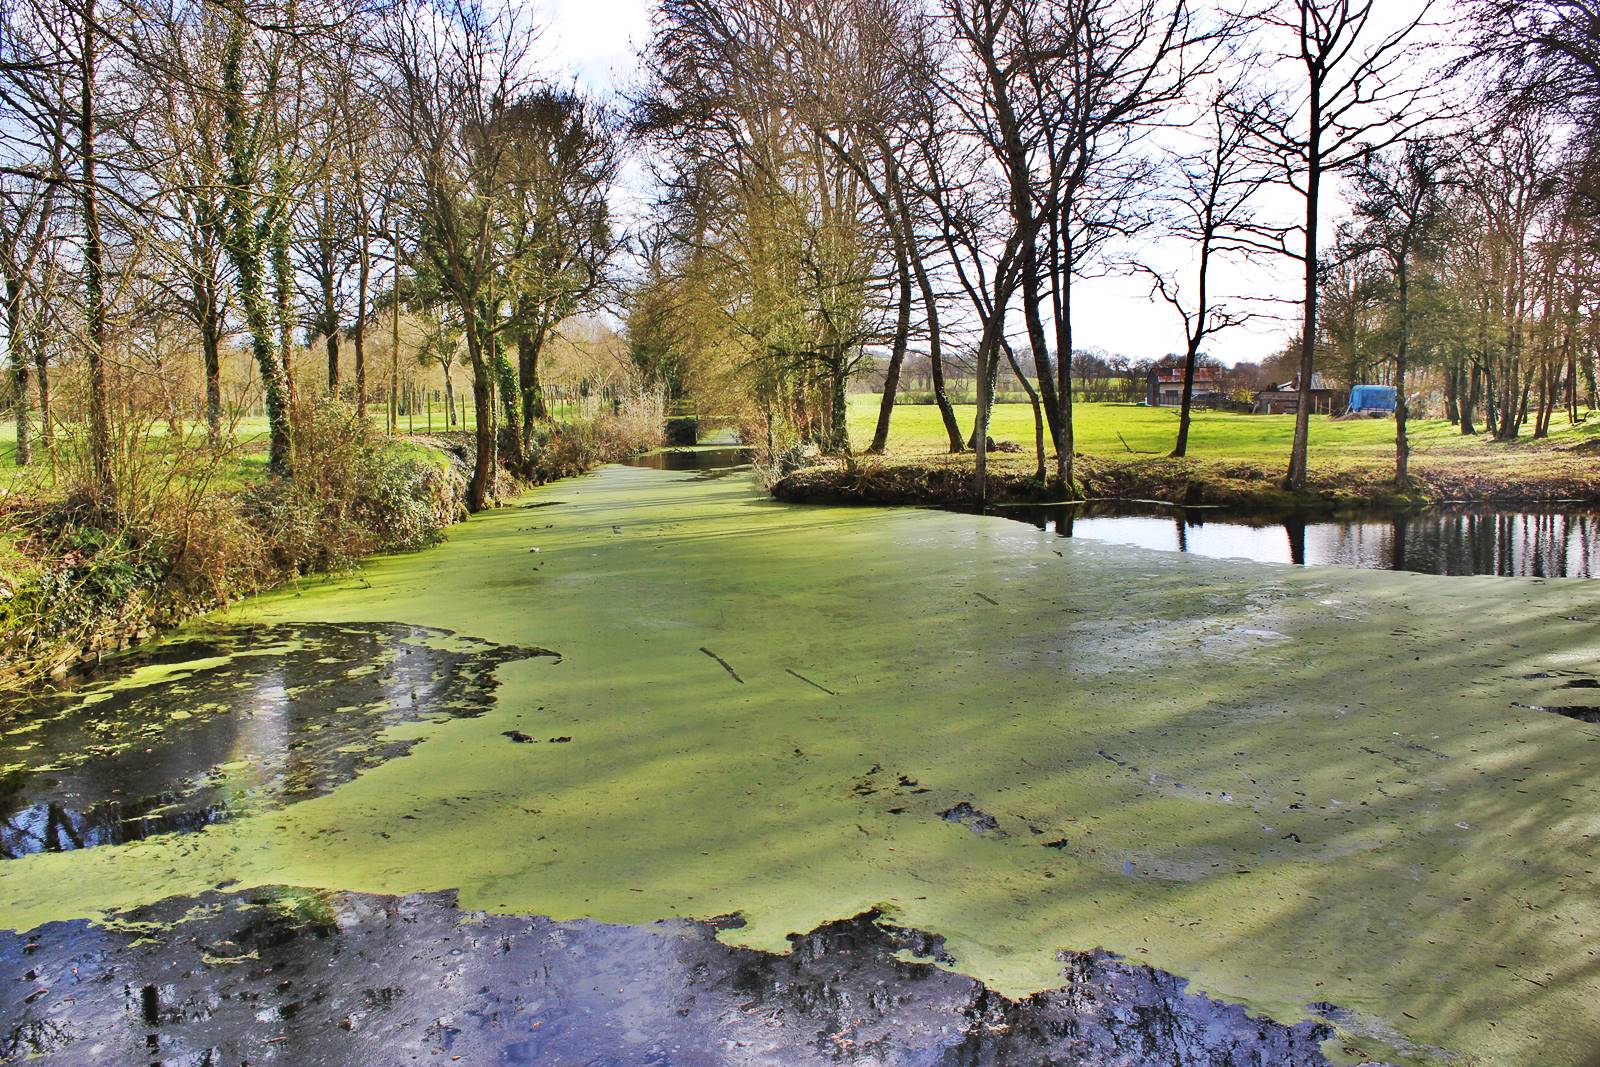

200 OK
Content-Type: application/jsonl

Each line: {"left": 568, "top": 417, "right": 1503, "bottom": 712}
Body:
{"left": 2, "top": 399, "right": 464, "bottom": 689}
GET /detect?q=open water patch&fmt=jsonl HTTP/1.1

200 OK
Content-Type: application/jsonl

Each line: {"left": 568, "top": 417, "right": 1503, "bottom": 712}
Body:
{"left": 0, "top": 623, "right": 550, "bottom": 859}
{"left": 623, "top": 446, "right": 754, "bottom": 476}
{"left": 0, "top": 888, "right": 1337, "bottom": 1066}
{"left": 995, "top": 502, "right": 1600, "bottom": 576}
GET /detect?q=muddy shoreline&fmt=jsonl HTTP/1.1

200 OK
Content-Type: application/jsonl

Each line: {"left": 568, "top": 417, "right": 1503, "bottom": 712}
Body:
{"left": 0, "top": 887, "right": 1342, "bottom": 1066}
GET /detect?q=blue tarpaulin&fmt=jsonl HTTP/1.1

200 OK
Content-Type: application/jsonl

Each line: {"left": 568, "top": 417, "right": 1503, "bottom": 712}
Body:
{"left": 1348, "top": 385, "right": 1396, "bottom": 413}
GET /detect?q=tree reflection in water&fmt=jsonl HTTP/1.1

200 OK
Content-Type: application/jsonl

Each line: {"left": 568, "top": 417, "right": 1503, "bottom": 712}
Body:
{"left": 0, "top": 623, "right": 550, "bottom": 859}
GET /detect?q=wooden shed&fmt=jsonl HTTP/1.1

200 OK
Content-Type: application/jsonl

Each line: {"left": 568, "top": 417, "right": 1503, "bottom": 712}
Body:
{"left": 1253, "top": 373, "right": 1345, "bottom": 415}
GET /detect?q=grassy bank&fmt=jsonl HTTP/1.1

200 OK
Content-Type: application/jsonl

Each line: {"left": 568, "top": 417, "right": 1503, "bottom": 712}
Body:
{"left": 0, "top": 402, "right": 660, "bottom": 688}
{"left": 776, "top": 397, "right": 1600, "bottom": 510}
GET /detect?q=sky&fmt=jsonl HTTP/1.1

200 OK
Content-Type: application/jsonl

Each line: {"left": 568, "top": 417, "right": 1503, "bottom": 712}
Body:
{"left": 540, "top": 0, "right": 1446, "bottom": 367}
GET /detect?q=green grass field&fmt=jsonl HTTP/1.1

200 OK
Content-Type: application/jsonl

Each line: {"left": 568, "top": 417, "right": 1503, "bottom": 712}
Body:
{"left": 850, "top": 396, "right": 1600, "bottom": 472}
{"left": 7, "top": 398, "right": 1597, "bottom": 496}
{"left": 0, "top": 399, "right": 591, "bottom": 473}
{"left": 0, "top": 402, "right": 587, "bottom": 484}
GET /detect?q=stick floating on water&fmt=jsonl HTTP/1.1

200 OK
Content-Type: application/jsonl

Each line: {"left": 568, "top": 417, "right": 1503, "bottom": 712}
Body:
{"left": 700, "top": 647, "right": 744, "bottom": 684}
{"left": 785, "top": 668, "right": 837, "bottom": 695}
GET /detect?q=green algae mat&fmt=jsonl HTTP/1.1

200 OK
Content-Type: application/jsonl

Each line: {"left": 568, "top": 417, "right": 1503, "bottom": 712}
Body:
{"left": 3, "top": 462, "right": 1599, "bottom": 1065}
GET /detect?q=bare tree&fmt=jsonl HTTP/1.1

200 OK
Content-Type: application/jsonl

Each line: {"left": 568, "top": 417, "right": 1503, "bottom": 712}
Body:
{"left": 944, "top": 0, "right": 1207, "bottom": 497}
{"left": 1350, "top": 139, "right": 1452, "bottom": 484}
{"left": 494, "top": 87, "right": 621, "bottom": 448}
{"left": 0, "top": 176, "right": 57, "bottom": 467}
{"left": 1140, "top": 81, "right": 1275, "bottom": 457}
{"left": 1241, "top": 0, "right": 1440, "bottom": 490}
{"left": 123, "top": 0, "right": 237, "bottom": 445}
{"left": 379, "top": 0, "right": 541, "bottom": 509}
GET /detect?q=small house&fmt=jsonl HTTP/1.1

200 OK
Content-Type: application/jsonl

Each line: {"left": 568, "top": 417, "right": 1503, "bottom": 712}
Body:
{"left": 1146, "top": 365, "right": 1223, "bottom": 407}
{"left": 1253, "top": 373, "right": 1345, "bottom": 415}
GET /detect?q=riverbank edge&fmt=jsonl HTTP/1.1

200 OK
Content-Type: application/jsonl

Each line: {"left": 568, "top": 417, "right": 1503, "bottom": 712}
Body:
{"left": 770, "top": 453, "right": 1600, "bottom": 514}
{"left": 0, "top": 418, "right": 660, "bottom": 691}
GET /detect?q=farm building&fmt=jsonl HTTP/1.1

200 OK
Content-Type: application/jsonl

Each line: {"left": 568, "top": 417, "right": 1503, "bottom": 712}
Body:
{"left": 1253, "top": 373, "right": 1345, "bottom": 415}
{"left": 1146, "top": 365, "right": 1225, "bottom": 407}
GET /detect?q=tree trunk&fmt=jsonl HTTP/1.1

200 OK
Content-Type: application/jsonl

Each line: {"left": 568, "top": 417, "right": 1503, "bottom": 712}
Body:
{"left": 33, "top": 337, "right": 50, "bottom": 447}
{"left": 828, "top": 348, "right": 850, "bottom": 455}
{"left": 970, "top": 343, "right": 1001, "bottom": 449}
{"left": 463, "top": 307, "right": 496, "bottom": 511}
{"left": 493, "top": 335, "right": 520, "bottom": 460}
{"left": 904, "top": 214, "right": 961, "bottom": 452}
{"left": 1394, "top": 261, "right": 1410, "bottom": 486}
{"left": 8, "top": 343, "right": 30, "bottom": 469}
{"left": 390, "top": 221, "right": 401, "bottom": 435}
{"left": 1051, "top": 241, "right": 1078, "bottom": 497}
{"left": 4, "top": 282, "right": 29, "bottom": 467}
{"left": 270, "top": 166, "right": 296, "bottom": 412}
{"left": 868, "top": 242, "right": 912, "bottom": 454}
{"left": 202, "top": 315, "right": 223, "bottom": 447}
{"left": 354, "top": 165, "right": 369, "bottom": 423}
{"left": 1019, "top": 243, "right": 1062, "bottom": 453}
{"left": 1461, "top": 361, "right": 1479, "bottom": 435}
{"left": 516, "top": 305, "right": 548, "bottom": 444}
{"left": 195, "top": 272, "right": 224, "bottom": 446}
{"left": 1003, "top": 338, "right": 1045, "bottom": 480}
{"left": 1443, "top": 357, "right": 1460, "bottom": 424}
{"left": 322, "top": 255, "right": 340, "bottom": 392}
{"left": 1173, "top": 339, "right": 1202, "bottom": 459}
{"left": 1173, "top": 226, "right": 1215, "bottom": 460}
{"left": 1286, "top": 119, "right": 1321, "bottom": 491}
{"left": 973, "top": 322, "right": 993, "bottom": 501}
{"left": 79, "top": 0, "right": 114, "bottom": 500}
{"left": 11, "top": 363, "right": 30, "bottom": 468}
{"left": 324, "top": 330, "right": 340, "bottom": 396}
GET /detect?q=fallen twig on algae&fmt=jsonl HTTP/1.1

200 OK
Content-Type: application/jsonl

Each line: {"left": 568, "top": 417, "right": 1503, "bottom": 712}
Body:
{"left": 700, "top": 647, "right": 743, "bottom": 683}
{"left": 785, "top": 668, "right": 836, "bottom": 695}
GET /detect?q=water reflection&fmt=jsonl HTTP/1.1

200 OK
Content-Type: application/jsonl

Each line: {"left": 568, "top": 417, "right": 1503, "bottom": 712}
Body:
{"left": 0, "top": 623, "right": 546, "bottom": 859}
{"left": 0, "top": 889, "right": 1337, "bottom": 1066}
{"left": 1008, "top": 505, "right": 1600, "bottom": 577}
{"left": 624, "top": 446, "right": 754, "bottom": 476}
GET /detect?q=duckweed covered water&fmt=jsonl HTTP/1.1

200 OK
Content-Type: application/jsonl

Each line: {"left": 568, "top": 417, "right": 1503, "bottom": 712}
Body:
{"left": 2, "top": 461, "right": 1598, "bottom": 1065}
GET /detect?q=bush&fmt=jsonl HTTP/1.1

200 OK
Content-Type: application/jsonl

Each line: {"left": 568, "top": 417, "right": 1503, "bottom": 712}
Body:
{"left": 242, "top": 400, "right": 462, "bottom": 574}
{"left": 512, "top": 393, "right": 665, "bottom": 486}
{"left": 1, "top": 394, "right": 656, "bottom": 689}
{"left": 2, "top": 399, "right": 464, "bottom": 688}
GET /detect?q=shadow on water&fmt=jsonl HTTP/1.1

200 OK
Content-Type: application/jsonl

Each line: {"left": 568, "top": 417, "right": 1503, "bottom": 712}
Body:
{"left": 997, "top": 502, "right": 1600, "bottom": 577}
{"left": 0, "top": 623, "right": 551, "bottom": 860}
{"left": 0, "top": 888, "right": 1337, "bottom": 1066}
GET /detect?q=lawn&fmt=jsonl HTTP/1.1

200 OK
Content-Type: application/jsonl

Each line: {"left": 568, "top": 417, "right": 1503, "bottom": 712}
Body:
{"left": 1, "top": 401, "right": 586, "bottom": 479}
{"left": 853, "top": 396, "right": 1600, "bottom": 472}
{"left": 1, "top": 407, "right": 497, "bottom": 488}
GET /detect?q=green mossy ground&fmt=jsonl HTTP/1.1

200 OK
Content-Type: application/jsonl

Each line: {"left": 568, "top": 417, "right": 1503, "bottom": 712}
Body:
{"left": 2, "top": 462, "right": 1598, "bottom": 1065}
